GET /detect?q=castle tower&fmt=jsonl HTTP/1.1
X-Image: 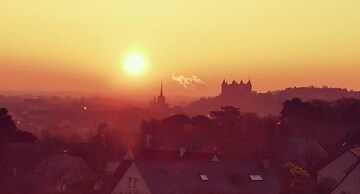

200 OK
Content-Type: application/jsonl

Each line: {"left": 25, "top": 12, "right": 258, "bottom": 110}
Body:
{"left": 221, "top": 79, "right": 227, "bottom": 94}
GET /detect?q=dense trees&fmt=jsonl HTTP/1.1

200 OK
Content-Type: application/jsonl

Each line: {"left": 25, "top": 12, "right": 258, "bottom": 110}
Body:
{"left": 281, "top": 98, "right": 360, "bottom": 128}
{"left": 281, "top": 98, "right": 360, "bottom": 151}
{"left": 0, "top": 107, "right": 39, "bottom": 143}
{"left": 140, "top": 97, "right": 360, "bottom": 180}
{"left": 141, "top": 106, "right": 271, "bottom": 158}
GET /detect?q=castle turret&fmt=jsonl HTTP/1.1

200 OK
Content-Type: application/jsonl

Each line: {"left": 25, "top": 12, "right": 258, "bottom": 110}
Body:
{"left": 246, "top": 79, "right": 252, "bottom": 85}
{"left": 221, "top": 79, "right": 226, "bottom": 94}
{"left": 246, "top": 79, "right": 252, "bottom": 92}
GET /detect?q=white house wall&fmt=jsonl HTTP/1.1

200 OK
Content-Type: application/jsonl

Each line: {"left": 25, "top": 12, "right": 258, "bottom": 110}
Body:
{"left": 111, "top": 163, "right": 151, "bottom": 194}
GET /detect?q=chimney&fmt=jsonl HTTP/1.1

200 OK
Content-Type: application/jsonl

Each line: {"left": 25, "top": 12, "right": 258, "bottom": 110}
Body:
{"left": 180, "top": 147, "right": 186, "bottom": 158}
{"left": 145, "top": 135, "right": 152, "bottom": 148}
{"left": 123, "top": 148, "right": 135, "bottom": 160}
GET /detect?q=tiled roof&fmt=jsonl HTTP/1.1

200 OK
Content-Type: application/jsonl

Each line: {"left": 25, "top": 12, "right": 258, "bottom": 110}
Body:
{"left": 136, "top": 161, "right": 280, "bottom": 194}
{"left": 318, "top": 146, "right": 360, "bottom": 186}
{"left": 350, "top": 147, "right": 360, "bottom": 157}
{"left": 101, "top": 160, "right": 133, "bottom": 194}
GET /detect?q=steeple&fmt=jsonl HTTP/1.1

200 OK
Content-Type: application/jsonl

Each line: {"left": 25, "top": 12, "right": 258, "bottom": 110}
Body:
{"left": 160, "top": 81, "right": 163, "bottom": 96}
{"left": 150, "top": 81, "right": 169, "bottom": 110}
{"left": 156, "top": 81, "right": 166, "bottom": 104}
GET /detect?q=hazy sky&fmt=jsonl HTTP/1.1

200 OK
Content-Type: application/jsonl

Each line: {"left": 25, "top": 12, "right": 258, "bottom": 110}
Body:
{"left": 1, "top": 0, "right": 360, "bottom": 97}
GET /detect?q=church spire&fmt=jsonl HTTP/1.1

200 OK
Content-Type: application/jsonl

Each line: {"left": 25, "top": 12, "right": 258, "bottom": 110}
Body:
{"left": 160, "top": 81, "right": 163, "bottom": 96}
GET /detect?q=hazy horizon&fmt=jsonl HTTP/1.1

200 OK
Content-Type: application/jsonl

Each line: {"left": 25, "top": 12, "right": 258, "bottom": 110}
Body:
{"left": 1, "top": 0, "right": 360, "bottom": 96}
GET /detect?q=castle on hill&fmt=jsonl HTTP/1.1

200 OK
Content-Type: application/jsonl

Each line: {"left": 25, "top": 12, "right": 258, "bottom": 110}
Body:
{"left": 221, "top": 79, "right": 253, "bottom": 97}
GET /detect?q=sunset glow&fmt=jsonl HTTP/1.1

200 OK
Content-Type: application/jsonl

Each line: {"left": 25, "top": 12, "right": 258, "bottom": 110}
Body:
{"left": 0, "top": 0, "right": 360, "bottom": 96}
{"left": 1, "top": 2, "right": 360, "bottom": 193}
{"left": 124, "top": 54, "right": 147, "bottom": 76}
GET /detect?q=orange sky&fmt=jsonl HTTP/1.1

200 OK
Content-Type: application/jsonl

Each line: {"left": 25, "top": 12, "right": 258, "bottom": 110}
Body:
{"left": 1, "top": 0, "right": 360, "bottom": 97}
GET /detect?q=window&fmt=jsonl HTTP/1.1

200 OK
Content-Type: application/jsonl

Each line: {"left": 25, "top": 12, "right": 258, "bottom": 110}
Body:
{"left": 200, "top": 174, "right": 209, "bottom": 181}
{"left": 249, "top": 174, "right": 263, "bottom": 181}
{"left": 128, "top": 177, "right": 132, "bottom": 188}
{"left": 133, "top": 178, "right": 138, "bottom": 188}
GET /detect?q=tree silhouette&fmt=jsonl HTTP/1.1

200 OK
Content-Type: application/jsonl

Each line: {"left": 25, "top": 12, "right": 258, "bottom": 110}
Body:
{"left": 210, "top": 106, "right": 242, "bottom": 130}
{"left": 0, "top": 107, "right": 39, "bottom": 143}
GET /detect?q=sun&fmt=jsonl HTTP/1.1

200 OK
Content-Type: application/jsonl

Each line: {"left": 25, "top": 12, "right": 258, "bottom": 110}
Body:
{"left": 124, "top": 54, "right": 146, "bottom": 75}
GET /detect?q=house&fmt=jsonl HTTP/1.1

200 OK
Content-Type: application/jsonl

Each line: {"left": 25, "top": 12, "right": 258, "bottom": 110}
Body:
{"left": 331, "top": 163, "right": 360, "bottom": 194}
{"left": 110, "top": 161, "right": 281, "bottom": 194}
{"left": 317, "top": 146, "right": 360, "bottom": 194}
{"left": 33, "top": 153, "right": 97, "bottom": 193}
{"left": 281, "top": 137, "right": 329, "bottom": 171}
{"left": 104, "top": 148, "right": 136, "bottom": 176}
{"left": 101, "top": 160, "right": 133, "bottom": 194}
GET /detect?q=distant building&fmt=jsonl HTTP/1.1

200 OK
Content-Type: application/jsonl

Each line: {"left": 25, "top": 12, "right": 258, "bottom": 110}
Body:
{"left": 150, "top": 82, "right": 169, "bottom": 110}
{"left": 221, "top": 79, "right": 252, "bottom": 97}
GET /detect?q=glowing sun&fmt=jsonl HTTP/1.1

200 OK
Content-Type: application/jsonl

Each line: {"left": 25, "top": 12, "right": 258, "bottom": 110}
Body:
{"left": 124, "top": 54, "right": 146, "bottom": 75}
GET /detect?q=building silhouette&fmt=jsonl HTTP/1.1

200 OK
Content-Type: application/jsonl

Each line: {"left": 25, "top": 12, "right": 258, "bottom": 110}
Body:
{"left": 221, "top": 79, "right": 252, "bottom": 97}
{"left": 150, "top": 82, "right": 169, "bottom": 110}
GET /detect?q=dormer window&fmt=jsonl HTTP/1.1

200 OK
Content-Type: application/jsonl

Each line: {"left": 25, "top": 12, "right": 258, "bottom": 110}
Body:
{"left": 249, "top": 174, "right": 263, "bottom": 181}
{"left": 200, "top": 174, "right": 209, "bottom": 181}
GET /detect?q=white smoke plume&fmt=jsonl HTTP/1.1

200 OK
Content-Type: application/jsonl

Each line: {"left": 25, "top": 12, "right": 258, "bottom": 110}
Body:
{"left": 172, "top": 75, "right": 210, "bottom": 93}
